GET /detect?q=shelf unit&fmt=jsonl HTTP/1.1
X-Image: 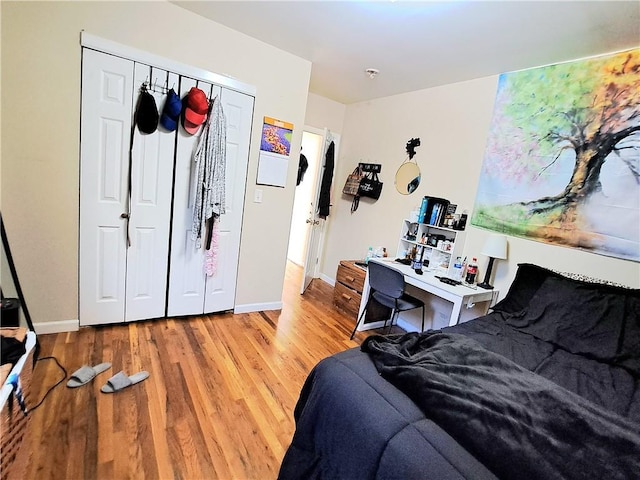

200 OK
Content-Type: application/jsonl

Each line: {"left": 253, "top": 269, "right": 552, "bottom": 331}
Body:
{"left": 396, "top": 219, "right": 466, "bottom": 277}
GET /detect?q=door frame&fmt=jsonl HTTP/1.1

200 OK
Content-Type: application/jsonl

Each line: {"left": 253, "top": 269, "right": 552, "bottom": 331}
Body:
{"left": 79, "top": 34, "right": 257, "bottom": 324}
{"left": 299, "top": 127, "right": 340, "bottom": 294}
{"left": 81, "top": 32, "right": 255, "bottom": 97}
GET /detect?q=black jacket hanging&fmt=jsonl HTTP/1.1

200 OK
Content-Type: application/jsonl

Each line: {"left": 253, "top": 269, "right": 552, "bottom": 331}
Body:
{"left": 318, "top": 141, "right": 334, "bottom": 218}
{"left": 297, "top": 153, "right": 308, "bottom": 186}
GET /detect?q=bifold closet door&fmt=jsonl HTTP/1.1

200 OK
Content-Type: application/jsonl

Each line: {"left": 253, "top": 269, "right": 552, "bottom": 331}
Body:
{"left": 124, "top": 64, "right": 177, "bottom": 322}
{"left": 167, "top": 82, "right": 254, "bottom": 317}
{"left": 80, "top": 50, "right": 176, "bottom": 325}
{"left": 203, "top": 88, "right": 254, "bottom": 313}
{"left": 167, "top": 78, "right": 222, "bottom": 316}
{"left": 80, "top": 49, "right": 134, "bottom": 325}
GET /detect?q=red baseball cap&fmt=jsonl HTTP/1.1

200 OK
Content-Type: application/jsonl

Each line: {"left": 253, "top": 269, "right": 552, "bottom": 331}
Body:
{"left": 182, "top": 87, "right": 209, "bottom": 135}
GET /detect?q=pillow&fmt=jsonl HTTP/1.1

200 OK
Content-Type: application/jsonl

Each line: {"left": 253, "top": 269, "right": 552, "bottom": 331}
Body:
{"left": 492, "top": 263, "right": 635, "bottom": 314}
{"left": 491, "top": 263, "right": 564, "bottom": 314}
{"left": 551, "top": 269, "right": 631, "bottom": 289}
{"left": 505, "top": 276, "right": 640, "bottom": 372}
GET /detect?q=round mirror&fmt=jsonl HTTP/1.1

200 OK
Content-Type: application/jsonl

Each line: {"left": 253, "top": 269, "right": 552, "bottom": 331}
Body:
{"left": 395, "top": 162, "right": 421, "bottom": 195}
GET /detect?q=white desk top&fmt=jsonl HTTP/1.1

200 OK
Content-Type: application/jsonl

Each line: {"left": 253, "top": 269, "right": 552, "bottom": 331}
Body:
{"left": 358, "top": 259, "right": 499, "bottom": 330}
{"left": 368, "top": 258, "right": 495, "bottom": 302}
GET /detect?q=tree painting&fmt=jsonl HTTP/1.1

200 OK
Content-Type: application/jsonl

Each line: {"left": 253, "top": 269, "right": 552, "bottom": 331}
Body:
{"left": 472, "top": 48, "right": 639, "bottom": 261}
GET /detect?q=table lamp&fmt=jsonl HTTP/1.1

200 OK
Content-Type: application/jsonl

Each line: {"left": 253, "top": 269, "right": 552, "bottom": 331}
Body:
{"left": 477, "top": 234, "right": 508, "bottom": 290}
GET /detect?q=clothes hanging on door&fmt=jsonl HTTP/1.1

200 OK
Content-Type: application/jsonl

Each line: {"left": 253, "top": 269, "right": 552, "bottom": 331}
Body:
{"left": 191, "top": 96, "right": 227, "bottom": 249}
{"left": 318, "top": 140, "right": 335, "bottom": 218}
{"left": 297, "top": 152, "right": 308, "bottom": 185}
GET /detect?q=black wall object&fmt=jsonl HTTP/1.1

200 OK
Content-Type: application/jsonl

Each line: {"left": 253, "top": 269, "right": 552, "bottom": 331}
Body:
{"left": 1, "top": 213, "right": 35, "bottom": 331}
{"left": 405, "top": 138, "right": 421, "bottom": 159}
{"left": 359, "top": 162, "right": 382, "bottom": 173}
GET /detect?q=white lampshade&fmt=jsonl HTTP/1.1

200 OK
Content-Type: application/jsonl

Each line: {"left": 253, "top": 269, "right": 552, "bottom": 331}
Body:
{"left": 481, "top": 234, "right": 508, "bottom": 259}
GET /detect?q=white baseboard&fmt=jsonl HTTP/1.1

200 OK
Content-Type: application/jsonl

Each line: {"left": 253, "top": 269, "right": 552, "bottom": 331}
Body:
{"left": 33, "top": 319, "right": 80, "bottom": 335}
{"left": 234, "top": 301, "right": 283, "bottom": 314}
{"left": 319, "top": 273, "right": 335, "bottom": 286}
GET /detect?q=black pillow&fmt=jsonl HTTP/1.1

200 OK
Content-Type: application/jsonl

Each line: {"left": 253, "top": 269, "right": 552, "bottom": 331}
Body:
{"left": 491, "top": 263, "right": 564, "bottom": 314}
{"left": 505, "top": 276, "right": 640, "bottom": 372}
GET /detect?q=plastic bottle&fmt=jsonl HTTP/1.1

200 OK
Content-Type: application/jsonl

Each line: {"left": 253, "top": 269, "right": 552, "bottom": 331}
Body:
{"left": 465, "top": 257, "right": 478, "bottom": 284}
{"left": 365, "top": 246, "right": 373, "bottom": 264}
{"left": 452, "top": 257, "right": 464, "bottom": 282}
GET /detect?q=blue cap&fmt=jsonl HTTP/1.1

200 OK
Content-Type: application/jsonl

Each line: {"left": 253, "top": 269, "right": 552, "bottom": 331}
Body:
{"left": 159, "top": 89, "right": 182, "bottom": 132}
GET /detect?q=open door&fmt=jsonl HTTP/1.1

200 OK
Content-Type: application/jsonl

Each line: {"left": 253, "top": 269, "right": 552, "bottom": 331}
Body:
{"left": 300, "top": 129, "right": 340, "bottom": 294}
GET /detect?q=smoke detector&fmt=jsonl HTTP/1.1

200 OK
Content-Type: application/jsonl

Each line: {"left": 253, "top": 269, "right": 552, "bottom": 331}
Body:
{"left": 365, "top": 68, "right": 380, "bottom": 79}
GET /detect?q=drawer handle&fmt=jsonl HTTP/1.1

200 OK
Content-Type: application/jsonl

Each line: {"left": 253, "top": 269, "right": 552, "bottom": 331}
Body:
{"left": 345, "top": 276, "right": 356, "bottom": 282}
{"left": 341, "top": 293, "right": 352, "bottom": 301}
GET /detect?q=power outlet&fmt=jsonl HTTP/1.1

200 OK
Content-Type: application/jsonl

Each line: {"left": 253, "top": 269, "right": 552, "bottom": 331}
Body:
{"left": 254, "top": 189, "right": 263, "bottom": 203}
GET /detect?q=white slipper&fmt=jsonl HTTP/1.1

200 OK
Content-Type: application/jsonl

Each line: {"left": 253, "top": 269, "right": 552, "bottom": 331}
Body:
{"left": 100, "top": 371, "right": 149, "bottom": 393}
{"left": 66, "top": 363, "right": 111, "bottom": 388}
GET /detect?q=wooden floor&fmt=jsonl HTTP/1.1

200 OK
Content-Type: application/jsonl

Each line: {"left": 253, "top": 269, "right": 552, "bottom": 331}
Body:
{"left": 21, "top": 262, "right": 395, "bottom": 479}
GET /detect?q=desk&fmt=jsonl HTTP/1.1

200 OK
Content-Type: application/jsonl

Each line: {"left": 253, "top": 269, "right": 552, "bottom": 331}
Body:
{"left": 356, "top": 258, "right": 499, "bottom": 332}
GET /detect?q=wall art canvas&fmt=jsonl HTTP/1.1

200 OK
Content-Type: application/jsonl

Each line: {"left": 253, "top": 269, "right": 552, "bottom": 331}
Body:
{"left": 471, "top": 49, "right": 640, "bottom": 262}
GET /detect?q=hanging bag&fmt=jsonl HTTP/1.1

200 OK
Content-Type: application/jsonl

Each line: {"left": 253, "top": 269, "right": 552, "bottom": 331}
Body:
{"left": 342, "top": 165, "right": 364, "bottom": 196}
{"left": 357, "top": 172, "right": 383, "bottom": 200}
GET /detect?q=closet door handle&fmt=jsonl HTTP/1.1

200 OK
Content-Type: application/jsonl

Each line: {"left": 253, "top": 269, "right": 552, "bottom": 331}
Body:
{"left": 120, "top": 213, "right": 130, "bottom": 219}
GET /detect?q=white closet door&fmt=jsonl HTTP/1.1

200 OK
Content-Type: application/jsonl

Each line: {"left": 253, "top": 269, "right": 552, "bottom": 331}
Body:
{"left": 204, "top": 89, "right": 254, "bottom": 313}
{"left": 80, "top": 50, "right": 134, "bottom": 326}
{"left": 167, "top": 79, "right": 221, "bottom": 316}
{"left": 124, "top": 65, "right": 177, "bottom": 322}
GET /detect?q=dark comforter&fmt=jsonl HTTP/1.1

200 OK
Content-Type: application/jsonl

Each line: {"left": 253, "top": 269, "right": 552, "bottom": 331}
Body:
{"left": 279, "top": 265, "right": 640, "bottom": 480}
{"left": 362, "top": 332, "right": 640, "bottom": 480}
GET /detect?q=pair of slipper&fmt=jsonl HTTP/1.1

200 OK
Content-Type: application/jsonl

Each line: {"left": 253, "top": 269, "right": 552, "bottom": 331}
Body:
{"left": 66, "top": 362, "right": 149, "bottom": 393}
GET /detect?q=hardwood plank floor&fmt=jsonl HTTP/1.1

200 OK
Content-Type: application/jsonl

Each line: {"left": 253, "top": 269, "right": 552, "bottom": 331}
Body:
{"left": 20, "top": 262, "right": 397, "bottom": 479}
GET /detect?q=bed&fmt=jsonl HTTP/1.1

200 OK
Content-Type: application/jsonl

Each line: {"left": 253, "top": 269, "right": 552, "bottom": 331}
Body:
{"left": 278, "top": 263, "right": 640, "bottom": 480}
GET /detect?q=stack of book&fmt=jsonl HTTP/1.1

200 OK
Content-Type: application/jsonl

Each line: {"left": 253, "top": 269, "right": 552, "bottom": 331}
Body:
{"left": 417, "top": 196, "right": 450, "bottom": 226}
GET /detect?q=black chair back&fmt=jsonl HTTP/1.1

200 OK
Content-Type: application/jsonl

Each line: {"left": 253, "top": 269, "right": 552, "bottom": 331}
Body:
{"left": 368, "top": 262, "right": 405, "bottom": 299}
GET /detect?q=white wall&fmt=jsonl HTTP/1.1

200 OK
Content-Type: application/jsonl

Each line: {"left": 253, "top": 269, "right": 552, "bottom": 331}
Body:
{"left": 304, "top": 93, "right": 346, "bottom": 135}
{"left": 319, "top": 75, "right": 640, "bottom": 298}
{"left": 1, "top": 1, "right": 311, "bottom": 327}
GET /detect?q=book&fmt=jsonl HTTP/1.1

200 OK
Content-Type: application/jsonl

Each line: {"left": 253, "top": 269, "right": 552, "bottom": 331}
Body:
{"left": 418, "top": 197, "right": 429, "bottom": 224}
{"left": 419, "top": 196, "right": 450, "bottom": 226}
{"left": 429, "top": 204, "right": 440, "bottom": 225}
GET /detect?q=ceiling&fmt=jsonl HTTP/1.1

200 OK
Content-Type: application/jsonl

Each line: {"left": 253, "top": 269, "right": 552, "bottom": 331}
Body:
{"left": 174, "top": 1, "right": 640, "bottom": 104}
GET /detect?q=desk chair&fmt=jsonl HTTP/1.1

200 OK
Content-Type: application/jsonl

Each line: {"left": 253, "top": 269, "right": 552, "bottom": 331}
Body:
{"left": 350, "top": 261, "right": 425, "bottom": 339}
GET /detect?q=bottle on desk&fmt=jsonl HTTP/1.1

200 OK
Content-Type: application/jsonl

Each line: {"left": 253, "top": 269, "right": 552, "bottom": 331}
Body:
{"left": 452, "top": 257, "right": 464, "bottom": 282}
{"left": 465, "top": 257, "right": 478, "bottom": 284}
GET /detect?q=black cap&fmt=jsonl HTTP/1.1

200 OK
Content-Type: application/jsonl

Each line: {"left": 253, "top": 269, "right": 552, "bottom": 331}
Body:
{"left": 136, "top": 90, "right": 158, "bottom": 134}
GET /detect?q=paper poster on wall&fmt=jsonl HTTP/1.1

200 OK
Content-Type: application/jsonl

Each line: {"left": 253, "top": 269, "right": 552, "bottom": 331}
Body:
{"left": 257, "top": 116, "right": 294, "bottom": 187}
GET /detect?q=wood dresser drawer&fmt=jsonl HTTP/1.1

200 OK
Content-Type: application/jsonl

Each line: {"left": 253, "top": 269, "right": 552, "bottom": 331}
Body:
{"left": 333, "top": 281, "right": 362, "bottom": 319}
{"left": 333, "top": 260, "right": 391, "bottom": 323}
{"left": 335, "top": 261, "right": 365, "bottom": 293}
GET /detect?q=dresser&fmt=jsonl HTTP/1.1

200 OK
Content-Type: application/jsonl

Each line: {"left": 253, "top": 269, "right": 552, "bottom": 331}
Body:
{"left": 334, "top": 260, "right": 389, "bottom": 324}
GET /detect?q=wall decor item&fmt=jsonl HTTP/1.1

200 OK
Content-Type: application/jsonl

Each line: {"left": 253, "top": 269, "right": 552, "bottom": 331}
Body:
{"left": 471, "top": 49, "right": 640, "bottom": 262}
{"left": 395, "top": 138, "right": 422, "bottom": 195}
{"left": 257, "top": 116, "right": 294, "bottom": 188}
